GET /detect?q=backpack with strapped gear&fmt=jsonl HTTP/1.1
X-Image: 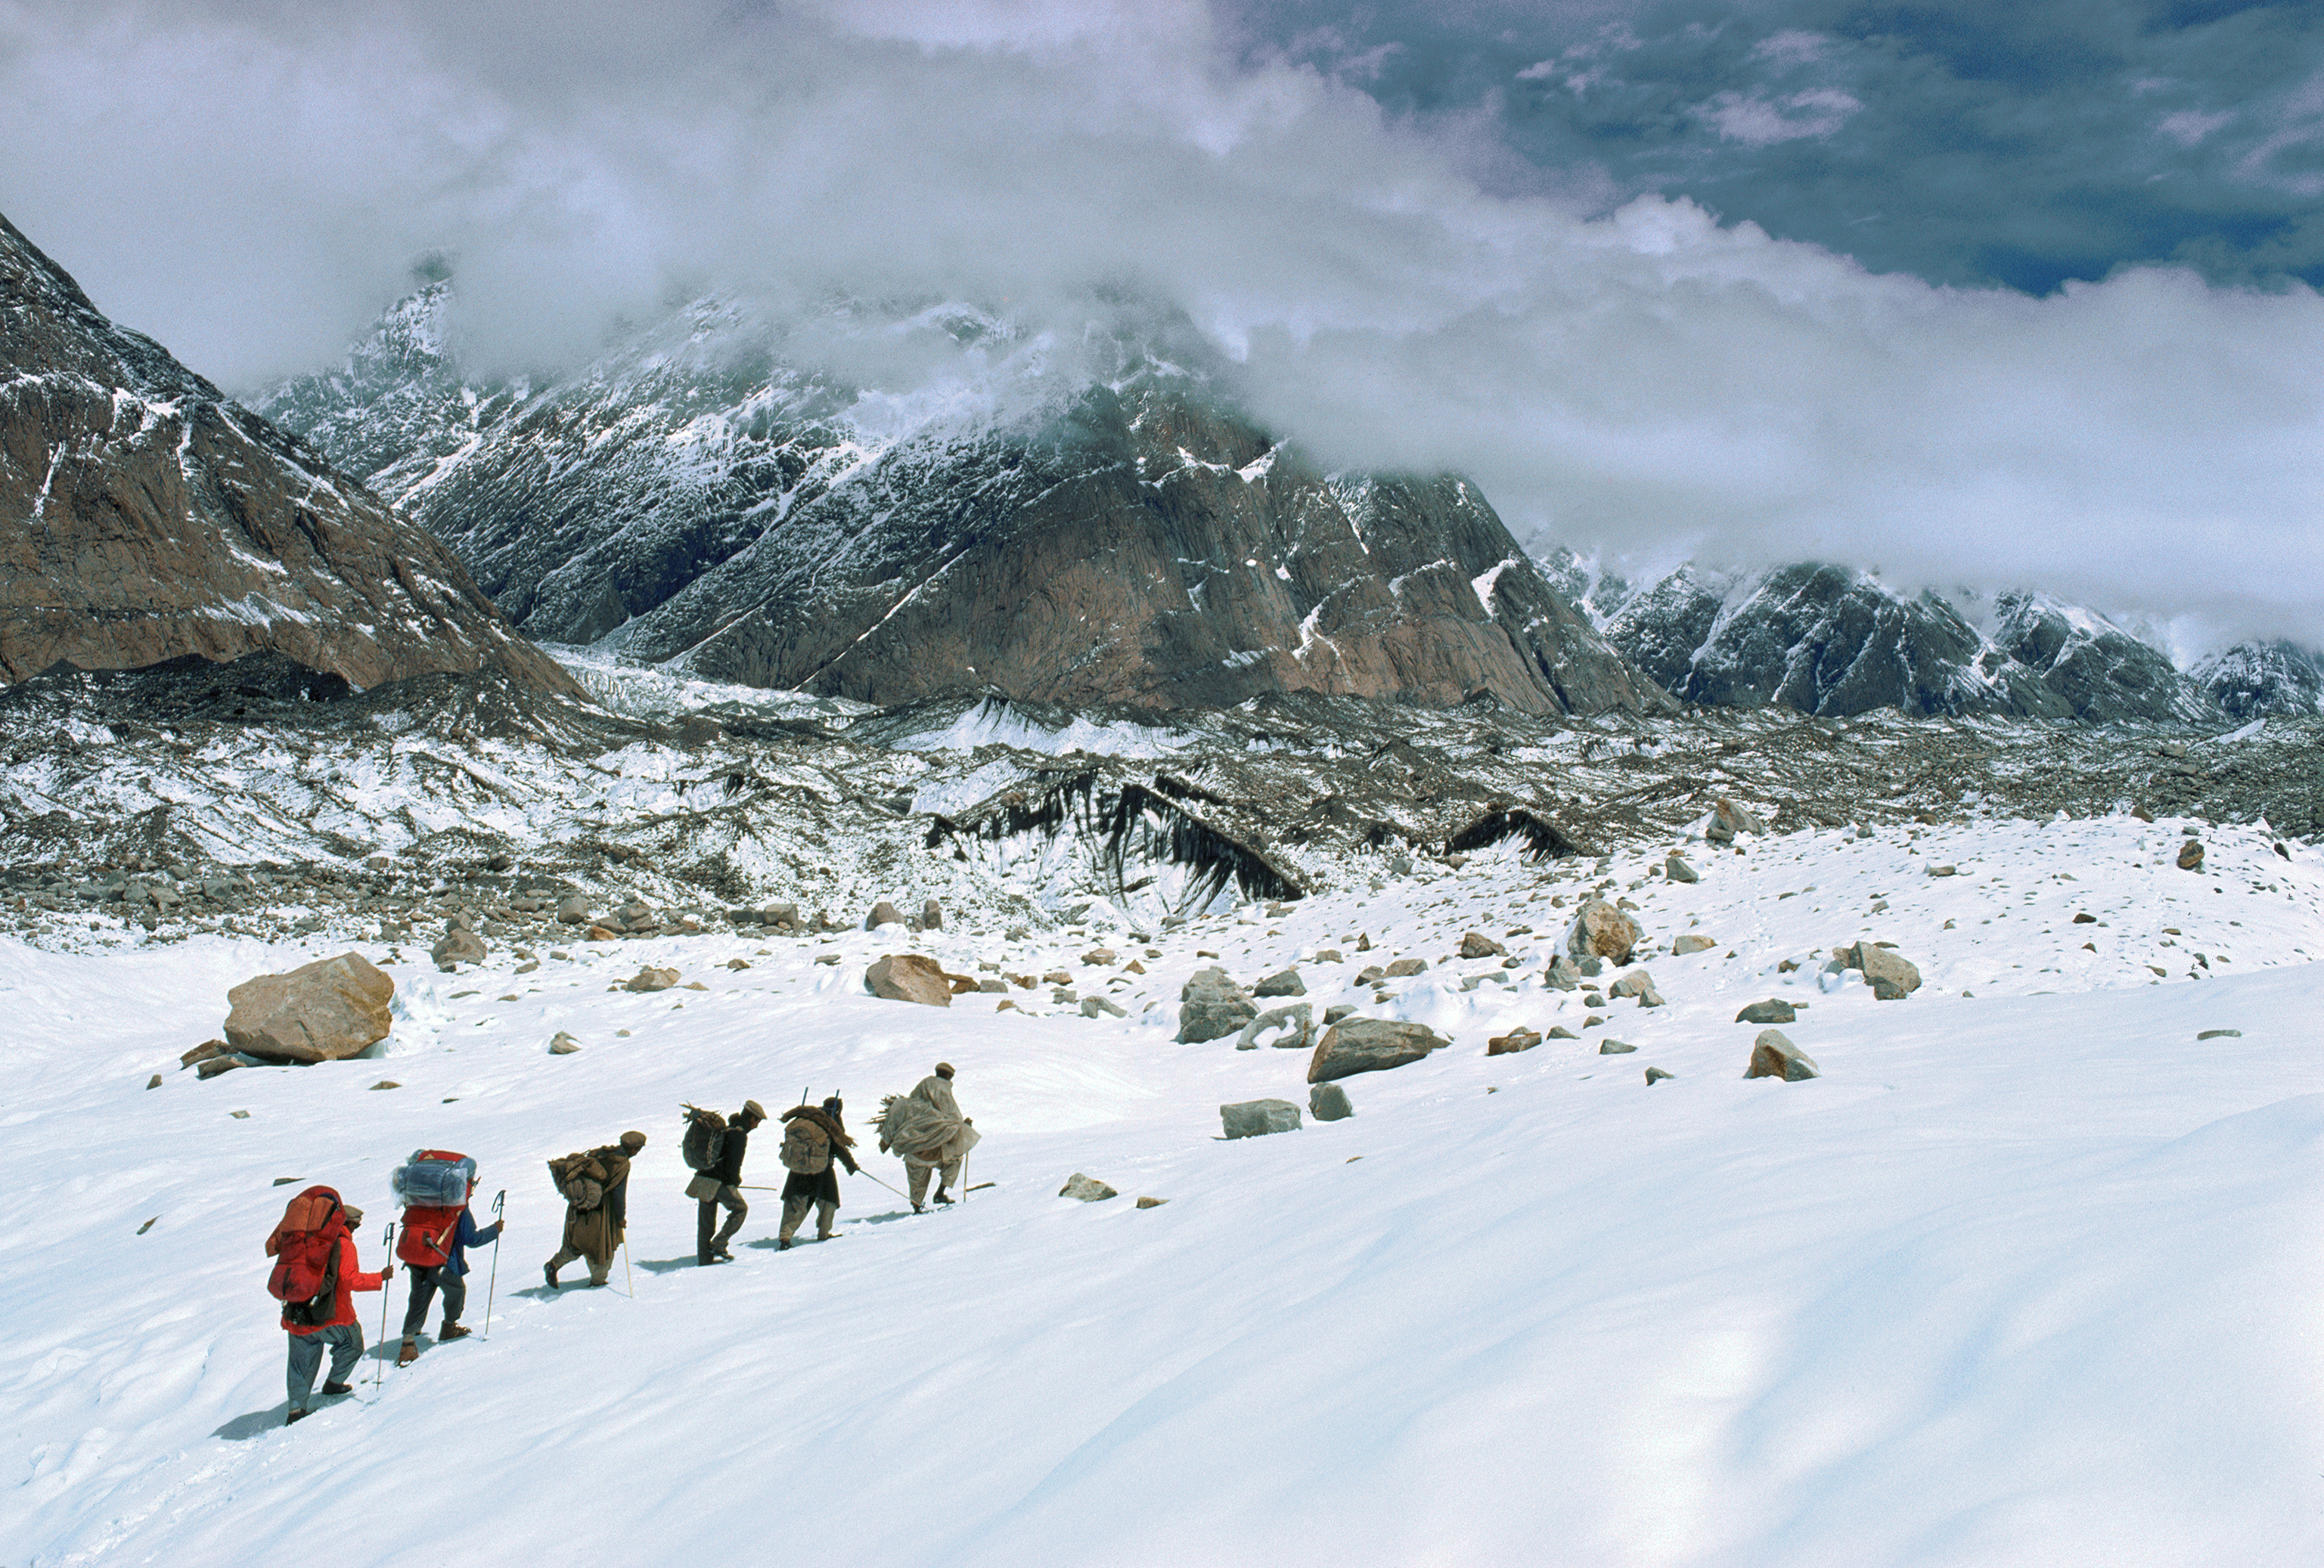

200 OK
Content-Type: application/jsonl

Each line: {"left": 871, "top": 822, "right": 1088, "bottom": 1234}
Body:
{"left": 393, "top": 1149, "right": 475, "bottom": 1269}
{"left": 778, "top": 1115, "right": 831, "bottom": 1176}
{"left": 266, "top": 1186, "right": 347, "bottom": 1328}
{"left": 680, "top": 1105, "right": 728, "bottom": 1173}
{"left": 548, "top": 1152, "right": 605, "bottom": 1210}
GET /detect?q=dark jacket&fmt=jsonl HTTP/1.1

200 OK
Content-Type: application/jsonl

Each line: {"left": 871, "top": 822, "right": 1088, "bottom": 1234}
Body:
{"left": 440, "top": 1207, "right": 502, "bottom": 1278}
{"left": 712, "top": 1123, "right": 749, "bottom": 1186}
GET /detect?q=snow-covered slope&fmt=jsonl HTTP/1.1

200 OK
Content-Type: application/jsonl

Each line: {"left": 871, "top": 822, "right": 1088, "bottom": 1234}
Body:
{"left": 259, "top": 288, "right": 1659, "bottom": 717}
{"left": 2195, "top": 639, "right": 2324, "bottom": 718}
{"left": 7, "top": 811, "right": 2323, "bottom": 1564}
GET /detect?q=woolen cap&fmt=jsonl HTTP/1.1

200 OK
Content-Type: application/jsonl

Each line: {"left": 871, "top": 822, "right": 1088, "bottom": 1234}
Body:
{"left": 619, "top": 1131, "right": 647, "bottom": 1151}
{"left": 742, "top": 1099, "right": 768, "bottom": 1122}
{"left": 934, "top": 1062, "right": 954, "bottom": 1079}
{"left": 342, "top": 1204, "right": 365, "bottom": 1229}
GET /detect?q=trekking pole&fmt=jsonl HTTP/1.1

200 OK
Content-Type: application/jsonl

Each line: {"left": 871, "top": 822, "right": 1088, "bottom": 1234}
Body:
{"left": 482, "top": 1190, "right": 505, "bottom": 1338}
{"left": 372, "top": 1222, "right": 398, "bottom": 1394}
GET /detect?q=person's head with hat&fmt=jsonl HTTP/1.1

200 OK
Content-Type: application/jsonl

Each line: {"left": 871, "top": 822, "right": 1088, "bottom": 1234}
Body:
{"left": 934, "top": 1062, "right": 954, "bottom": 1080}
{"left": 619, "top": 1130, "right": 647, "bottom": 1153}
{"left": 737, "top": 1099, "right": 768, "bottom": 1129}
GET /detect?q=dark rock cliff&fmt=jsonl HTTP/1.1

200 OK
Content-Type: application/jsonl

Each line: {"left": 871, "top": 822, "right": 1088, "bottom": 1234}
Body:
{"left": 0, "top": 213, "right": 576, "bottom": 694}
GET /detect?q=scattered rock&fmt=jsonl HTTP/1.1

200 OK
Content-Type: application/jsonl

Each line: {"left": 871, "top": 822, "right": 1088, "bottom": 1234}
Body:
{"left": 197, "top": 1055, "right": 244, "bottom": 1079}
{"left": 1356, "top": 965, "right": 1386, "bottom": 984}
{"left": 622, "top": 966, "right": 680, "bottom": 993}
{"left": 1084, "top": 948, "right": 1118, "bottom": 966}
{"left": 1544, "top": 1025, "right": 1578, "bottom": 1040}
{"left": 369, "top": 1080, "right": 400, "bottom": 1091}
{"left": 1080, "top": 996, "right": 1128, "bottom": 1018}
{"left": 2072, "top": 912, "right": 2096, "bottom": 924}
{"left": 1254, "top": 967, "right": 1307, "bottom": 997}
{"left": 548, "top": 1030, "right": 582, "bottom": 1055}
{"left": 725, "top": 957, "right": 751, "bottom": 970}
{"left": 585, "top": 925, "right": 619, "bottom": 941}
{"left": 1704, "top": 797, "right": 1766, "bottom": 843}
{"left": 1664, "top": 854, "right": 1699, "bottom": 884}
{"left": 1746, "top": 1029, "right": 1820, "bottom": 1082}
{"left": 1308, "top": 1082, "right": 1354, "bottom": 1121}
{"left": 1136, "top": 1196, "right": 1168, "bottom": 1209}
{"left": 1308, "top": 1018, "right": 1450, "bottom": 1083}
{"left": 1735, "top": 999, "right": 1797, "bottom": 1024}
{"left": 1565, "top": 899, "right": 1642, "bottom": 965}
{"left": 1851, "top": 941, "right": 1922, "bottom": 1000}
{"left": 1382, "top": 957, "right": 1429, "bottom": 978}
{"left": 2177, "top": 840, "right": 2205, "bottom": 871}
{"left": 1928, "top": 864, "right": 1957, "bottom": 877}
{"left": 1598, "top": 1039, "right": 1637, "bottom": 1055}
{"left": 1543, "top": 955, "right": 1581, "bottom": 990}
{"left": 224, "top": 953, "right": 396, "bottom": 1064}
{"left": 555, "top": 895, "right": 592, "bottom": 925}
{"left": 1177, "top": 966, "right": 1258, "bottom": 1043}
{"left": 864, "top": 900, "right": 906, "bottom": 930}
{"left": 921, "top": 898, "right": 944, "bottom": 931}
{"left": 145, "top": 1073, "right": 162, "bottom": 1089}
{"left": 1486, "top": 1027, "right": 1542, "bottom": 1056}
{"left": 1059, "top": 1173, "right": 1119, "bottom": 1201}
{"left": 1645, "top": 1067, "right": 1674, "bottom": 1084}
{"left": 180, "top": 1038, "right": 230, "bottom": 1069}
{"left": 1459, "top": 931, "right": 1507, "bottom": 959}
{"left": 431, "top": 925, "right": 486, "bottom": 971}
{"left": 2197, "top": 1027, "right": 2242, "bottom": 1040}
{"left": 1671, "top": 934, "right": 1717, "bottom": 955}
{"left": 1323, "top": 1003, "right": 1358, "bottom": 1024}
{"left": 1235, "top": 1002, "right": 1313, "bottom": 1051}
{"left": 865, "top": 954, "right": 954, "bottom": 1007}
{"left": 1220, "top": 1099, "right": 1302, "bottom": 1139}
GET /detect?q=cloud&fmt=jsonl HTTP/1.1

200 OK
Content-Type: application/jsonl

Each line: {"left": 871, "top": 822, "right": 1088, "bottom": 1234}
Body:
{"left": 1696, "top": 87, "right": 1863, "bottom": 146}
{"left": 2158, "top": 109, "right": 2235, "bottom": 147}
{"left": 1747, "top": 29, "right": 1829, "bottom": 67}
{"left": 0, "top": 0, "right": 2320, "bottom": 647}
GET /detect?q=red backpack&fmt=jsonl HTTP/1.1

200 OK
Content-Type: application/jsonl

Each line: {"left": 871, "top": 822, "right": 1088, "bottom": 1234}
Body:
{"left": 267, "top": 1186, "right": 347, "bottom": 1327}
{"left": 395, "top": 1148, "right": 473, "bottom": 1269}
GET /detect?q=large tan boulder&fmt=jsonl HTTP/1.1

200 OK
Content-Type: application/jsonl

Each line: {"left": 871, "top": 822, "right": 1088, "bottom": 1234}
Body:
{"left": 1308, "top": 1018, "right": 1449, "bottom": 1083}
{"left": 1851, "top": 942, "right": 1922, "bottom": 1000}
{"left": 1565, "top": 899, "right": 1642, "bottom": 965}
{"left": 224, "top": 953, "right": 394, "bottom": 1064}
{"left": 866, "top": 953, "right": 954, "bottom": 1007}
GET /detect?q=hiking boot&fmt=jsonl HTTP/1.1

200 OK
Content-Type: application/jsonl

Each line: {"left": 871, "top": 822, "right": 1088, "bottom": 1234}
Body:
{"left": 777, "top": 1237, "right": 792, "bottom": 1250}
{"left": 321, "top": 1381, "right": 353, "bottom": 1397}
{"left": 396, "top": 1339, "right": 418, "bottom": 1367}
{"left": 439, "top": 1324, "right": 472, "bottom": 1342}
{"left": 912, "top": 1204, "right": 926, "bottom": 1214}
{"left": 932, "top": 1191, "right": 954, "bottom": 1205}
{"left": 285, "top": 1408, "right": 308, "bottom": 1425}
{"left": 544, "top": 1263, "right": 560, "bottom": 1290}
{"left": 700, "top": 1253, "right": 730, "bottom": 1266}
{"left": 714, "top": 1248, "right": 734, "bottom": 1263}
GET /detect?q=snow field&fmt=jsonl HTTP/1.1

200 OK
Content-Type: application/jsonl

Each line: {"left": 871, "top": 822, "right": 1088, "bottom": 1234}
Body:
{"left": 5, "top": 811, "right": 2322, "bottom": 1565}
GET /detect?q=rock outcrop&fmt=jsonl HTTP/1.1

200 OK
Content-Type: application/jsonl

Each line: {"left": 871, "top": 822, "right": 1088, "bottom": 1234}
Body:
{"left": 0, "top": 212, "right": 575, "bottom": 695}
{"left": 1178, "top": 966, "right": 1258, "bottom": 1043}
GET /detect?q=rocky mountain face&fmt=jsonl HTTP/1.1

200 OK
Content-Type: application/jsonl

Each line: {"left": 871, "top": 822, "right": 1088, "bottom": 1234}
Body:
{"left": 2193, "top": 640, "right": 2324, "bottom": 718}
{"left": 259, "top": 289, "right": 1665, "bottom": 717}
{"left": 1598, "top": 562, "right": 2223, "bottom": 723}
{"left": 0, "top": 213, "right": 575, "bottom": 694}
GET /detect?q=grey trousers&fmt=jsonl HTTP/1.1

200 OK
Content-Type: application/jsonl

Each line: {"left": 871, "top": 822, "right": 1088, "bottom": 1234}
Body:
{"left": 904, "top": 1155, "right": 960, "bottom": 1205}
{"left": 287, "top": 1323, "right": 363, "bottom": 1411}
{"left": 779, "top": 1196, "right": 839, "bottom": 1241}
{"left": 402, "top": 1264, "right": 467, "bottom": 1337}
{"left": 697, "top": 1186, "right": 746, "bottom": 1260}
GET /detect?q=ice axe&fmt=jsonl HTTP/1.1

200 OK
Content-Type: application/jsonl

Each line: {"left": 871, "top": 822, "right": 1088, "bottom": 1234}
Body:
{"left": 481, "top": 1189, "right": 506, "bottom": 1337}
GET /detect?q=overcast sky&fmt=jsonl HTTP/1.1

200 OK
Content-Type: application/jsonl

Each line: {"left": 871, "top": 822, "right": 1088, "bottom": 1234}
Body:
{"left": 2, "top": 0, "right": 2319, "bottom": 648}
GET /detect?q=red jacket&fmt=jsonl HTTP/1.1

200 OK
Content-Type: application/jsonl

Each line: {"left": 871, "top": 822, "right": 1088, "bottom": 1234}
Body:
{"left": 281, "top": 1232, "right": 384, "bottom": 1334}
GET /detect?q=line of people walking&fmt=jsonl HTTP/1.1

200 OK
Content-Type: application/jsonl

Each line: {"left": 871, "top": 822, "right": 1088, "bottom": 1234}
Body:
{"left": 262, "top": 1064, "right": 977, "bottom": 1426}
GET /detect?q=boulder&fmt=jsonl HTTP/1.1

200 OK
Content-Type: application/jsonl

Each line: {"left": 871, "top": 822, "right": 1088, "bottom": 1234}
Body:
{"left": 1565, "top": 900, "right": 1642, "bottom": 965}
{"left": 1177, "top": 966, "right": 1258, "bottom": 1043}
{"left": 1059, "top": 1173, "right": 1118, "bottom": 1201}
{"left": 2177, "top": 840, "right": 2205, "bottom": 871}
{"left": 181, "top": 1038, "right": 230, "bottom": 1068}
{"left": 1080, "top": 996, "right": 1128, "bottom": 1018}
{"left": 1735, "top": 999, "right": 1797, "bottom": 1024}
{"left": 1323, "top": 1003, "right": 1359, "bottom": 1024}
{"left": 1672, "top": 934, "right": 1717, "bottom": 956}
{"left": 623, "top": 966, "right": 680, "bottom": 993}
{"left": 1308, "top": 1018, "right": 1450, "bottom": 1083}
{"left": 556, "top": 895, "right": 592, "bottom": 925}
{"left": 1235, "top": 1003, "right": 1313, "bottom": 1052}
{"left": 1665, "top": 854, "right": 1699, "bottom": 884}
{"left": 1459, "top": 931, "right": 1507, "bottom": 959}
{"left": 1486, "top": 1027, "right": 1542, "bottom": 1056}
{"left": 1746, "top": 1029, "right": 1820, "bottom": 1081}
{"left": 921, "top": 898, "right": 943, "bottom": 931}
{"left": 865, "top": 900, "right": 907, "bottom": 931}
{"left": 865, "top": 954, "right": 954, "bottom": 1007}
{"left": 223, "top": 953, "right": 395, "bottom": 1064}
{"left": 548, "top": 1030, "right": 582, "bottom": 1055}
{"left": 432, "top": 925, "right": 486, "bottom": 971}
{"left": 1308, "top": 1083, "right": 1354, "bottom": 1122}
{"left": 1084, "top": 948, "right": 1118, "bottom": 966}
{"left": 1254, "top": 967, "right": 1306, "bottom": 997}
{"left": 1645, "top": 1067, "right": 1674, "bottom": 1084}
{"left": 1851, "top": 942, "right": 1922, "bottom": 1000}
{"left": 1599, "top": 1038, "right": 1637, "bottom": 1055}
{"left": 1607, "top": 970, "right": 1657, "bottom": 999}
{"left": 1382, "top": 957, "right": 1428, "bottom": 978}
{"left": 1220, "top": 1099, "right": 1302, "bottom": 1139}
{"left": 1545, "top": 1025, "right": 1579, "bottom": 1040}
{"left": 1705, "top": 797, "right": 1766, "bottom": 844}
{"left": 1543, "top": 955, "right": 1581, "bottom": 991}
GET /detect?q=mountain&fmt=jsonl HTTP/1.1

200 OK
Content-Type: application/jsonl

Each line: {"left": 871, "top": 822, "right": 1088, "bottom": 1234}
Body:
{"left": 259, "top": 287, "right": 1666, "bottom": 717}
{"left": 1597, "top": 562, "right": 2217, "bottom": 723}
{"left": 0, "top": 214, "right": 574, "bottom": 694}
{"left": 2195, "top": 640, "right": 2324, "bottom": 718}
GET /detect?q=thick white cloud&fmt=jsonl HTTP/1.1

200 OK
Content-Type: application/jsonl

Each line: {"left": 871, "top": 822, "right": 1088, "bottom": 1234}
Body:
{"left": 1, "top": 0, "right": 2319, "bottom": 645}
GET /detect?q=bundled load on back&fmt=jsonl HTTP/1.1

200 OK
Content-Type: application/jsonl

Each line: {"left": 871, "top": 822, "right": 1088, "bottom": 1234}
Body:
{"left": 265, "top": 1185, "right": 349, "bottom": 1326}
{"left": 393, "top": 1148, "right": 476, "bottom": 1268}
{"left": 777, "top": 1103, "right": 853, "bottom": 1174}
{"left": 873, "top": 1086, "right": 979, "bottom": 1166}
